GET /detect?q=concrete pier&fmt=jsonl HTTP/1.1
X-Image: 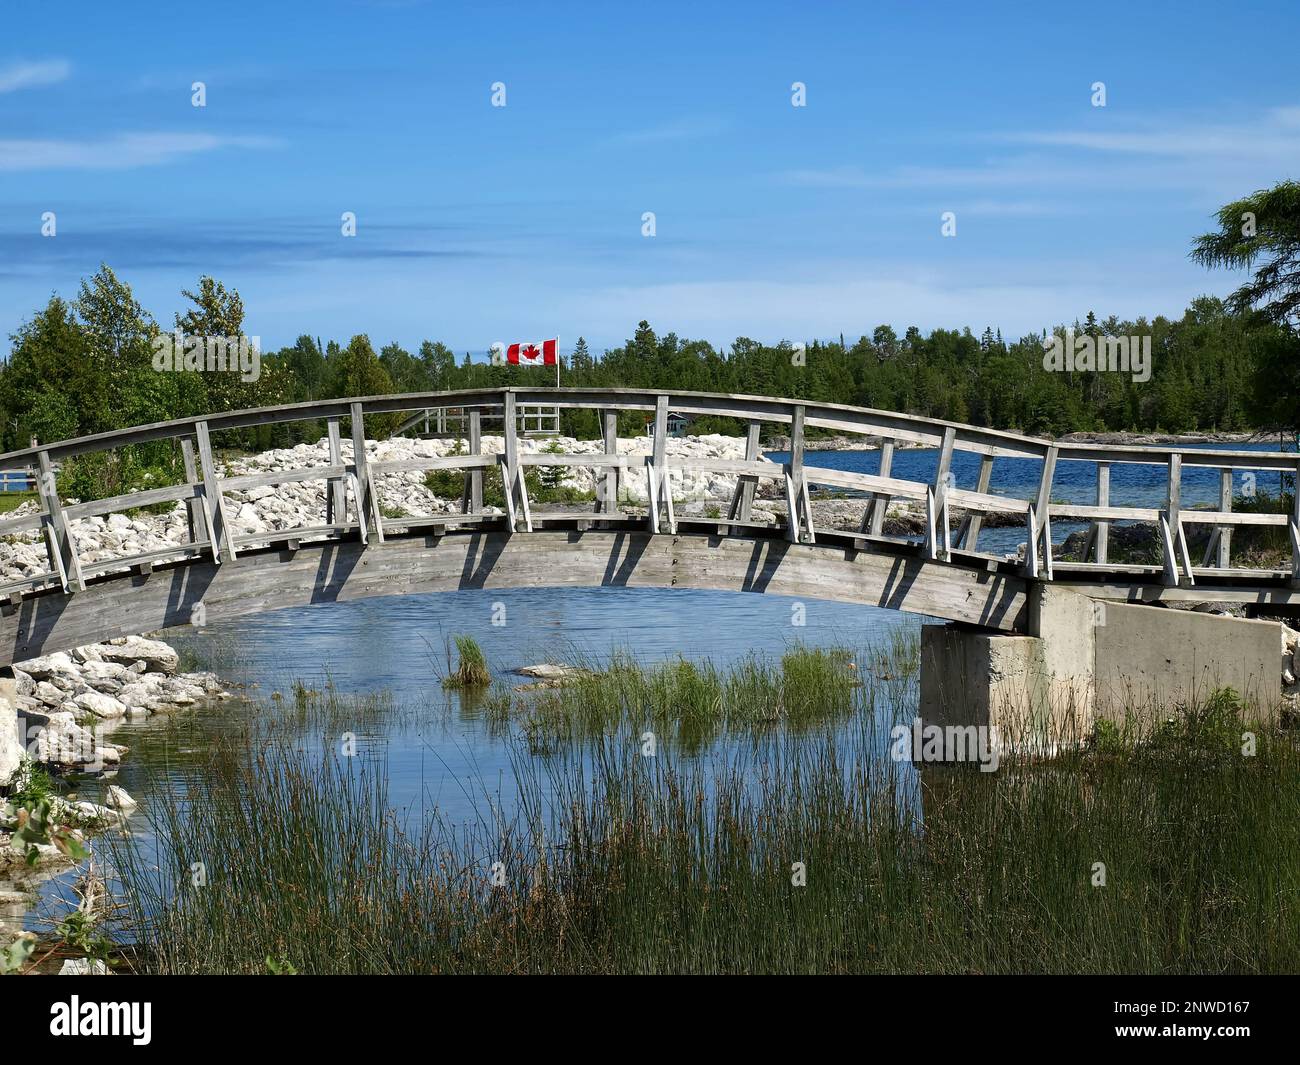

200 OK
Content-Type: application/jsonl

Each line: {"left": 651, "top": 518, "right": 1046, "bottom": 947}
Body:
{"left": 919, "top": 586, "right": 1282, "bottom": 758}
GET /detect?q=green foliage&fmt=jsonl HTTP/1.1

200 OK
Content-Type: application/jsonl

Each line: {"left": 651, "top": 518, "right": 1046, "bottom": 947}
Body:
{"left": 0, "top": 937, "right": 35, "bottom": 975}
{"left": 8, "top": 798, "right": 90, "bottom": 867}
{"left": 442, "top": 635, "right": 490, "bottom": 688}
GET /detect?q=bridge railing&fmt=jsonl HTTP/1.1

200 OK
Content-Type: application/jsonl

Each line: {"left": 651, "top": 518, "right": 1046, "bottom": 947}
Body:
{"left": 0, "top": 388, "right": 1294, "bottom": 602}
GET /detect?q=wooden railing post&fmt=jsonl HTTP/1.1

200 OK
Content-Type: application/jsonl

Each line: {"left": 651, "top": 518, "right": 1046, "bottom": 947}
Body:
{"left": 460, "top": 409, "right": 484, "bottom": 515}
{"left": 863, "top": 437, "right": 894, "bottom": 536}
{"left": 1023, "top": 445, "right": 1056, "bottom": 578}
{"left": 501, "top": 391, "right": 532, "bottom": 532}
{"left": 926, "top": 426, "right": 955, "bottom": 560}
{"left": 36, "top": 451, "right": 84, "bottom": 592}
{"left": 1161, "top": 453, "right": 1191, "bottom": 586}
{"left": 596, "top": 409, "right": 620, "bottom": 514}
{"left": 726, "top": 421, "right": 761, "bottom": 527}
{"left": 180, "top": 437, "right": 202, "bottom": 545}
{"left": 326, "top": 417, "right": 348, "bottom": 527}
{"left": 783, "top": 404, "right": 814, "bottom": 544}
{"left": 646, "top": 394, "right": 675, "bottom": 534}
{"left": 1087, "top": 461, "right": 1110, "bottom": 564}
{"left": 350, "top": 402, "right": 385, "bottom": 544}
{"left": 195, "top": 421, "right": 237, "bottom": 563}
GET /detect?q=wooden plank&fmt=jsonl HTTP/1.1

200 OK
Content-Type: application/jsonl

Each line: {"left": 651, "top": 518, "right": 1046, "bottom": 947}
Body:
{"left": 372, "top": 454, "right": 496, "bottom": 475}
{"left": 468, "top": 409, "right": 484, "bottom": 515}
{"left": 596, "top": 408, "right": 620, "bottom": 514}
{"left": 726, "top": 421, "right": 761, "bottom": 525}
{"left": 196, "top": 421, "right": 237, "bottom": 563}
{"left": 958, "top": 453, "right": 994, "bottom": 551}
{"left": 1217, "top": 467, "right": 1232, "bottom": 568}
{"left": 928, "top": 426, "right": 956, "bottom": 560}
{"left": 181, "top": 438, "right": 201, "bottom": 544}
{"left": 350, "top": 402, "right": 385, "bottom": 544}
{"left": 326, "top": 418, "right": 347, "bottom": 526}
{"left": 211, "top": 465, "right": 349, "bottom": 493}
{"left": 786, "top": 404, "right": 811, "bottom": 544}
{"left": 36, "top": 451, "right": 83, "bottom": 592}
{"left": 1025, "top": 507, "right": 1039, "bottom": 579}
{"left": 924, "top": 486, "right": 938, "bottom": 561}
{"left": 1159, "top": 516, "right": 1179, "bottom": 586}
{"left": 1026, "top": 445, "right": 1057, "bottom": 578}
{"left": 1091, "top": 462, "right": 1110, "bottom": 564}
{"left": 501, "top": 392, "right": 531, "bottom": 532}
{"left": 65, "top": 483, "right": 200, "bottom": 520}
{"left": 865, "top": 438, "right": 895, "bottom": 536}
{"left": 0, "top": 511, "right": 49, "bottom": 537}
{"left": 648, "top": 394, "right": 674, "bottom": 534}
{"left": 1050, "top": 503, "right": 1162, "bottom": 523}
{"left": 6, "top": 386, "right": 1296, "bottom": 474}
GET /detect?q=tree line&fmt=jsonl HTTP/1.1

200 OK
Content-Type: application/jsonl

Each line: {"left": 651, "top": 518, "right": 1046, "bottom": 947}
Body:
{"left": 2, "top": 181, "right": 1296, "bottom": 495}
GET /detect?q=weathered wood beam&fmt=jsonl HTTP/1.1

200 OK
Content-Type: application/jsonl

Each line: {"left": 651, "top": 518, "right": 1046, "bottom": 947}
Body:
{"left": 36, "top": 451, "right": 84, "bottom": 592}
{"left": 195, "top": 421, "right": 237, "bottom": 564}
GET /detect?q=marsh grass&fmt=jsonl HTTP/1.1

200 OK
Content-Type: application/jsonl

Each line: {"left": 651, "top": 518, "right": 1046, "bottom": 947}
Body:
{"left": 442, "top": 635, "right": 490, "bottom": 689}
{"left": 105, "top": 655, "right": 1300, "bottom": 974}
{"left": 485, "top": 642, "right": 887, "bottom": 754}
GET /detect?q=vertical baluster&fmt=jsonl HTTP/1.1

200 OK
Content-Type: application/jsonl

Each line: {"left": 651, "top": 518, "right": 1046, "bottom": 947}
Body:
{"left": 180, "top": 438, "right": 202, "bottom": 545}
{"left": 727, "top": 421, "right": 761, "bottom": 527}
{"left": 36, "top": 451, "right": 84, "bottom": 591}
{"left": 195, "top": 421, "right": 237, "bottom": 563}
{"left": 1024, "top": 445, "right": 1056, "bottom": 578}
{"left": 326, "top": 417, "right": 348, "bottom": 528}
{"left": 350, "top": 402, "right": 384, "bottom": 544}
{"left": 1218, "top": 467, "right": 1232, "bottom": 569}
{"left": 596, "top": 409, "right": 620, "bottom": 515}
{"left": 784, "top": 404, "right": 813, "bottom": 543}
{"left": 1093, "top": 462, "right": 1110, "bottom": 564}
{"left": 461, "top": 409, "right": 483, "bottom": 515}
{"left": 646, "top": 395, "right": 672, "bottom": 533}
{"left": 957, "top": 453, "right": 993, "bottom": 553}
{"left": 502, "top": 391, "right": 531, "bottom": 532}
{"left": 864, "top": 438, "right": 894, "bottom": 536}
{"left": 1161, "top": 453, "right": 1184, "bottom": 586}
{"left": 928, "top": 427, "right": 956, "bottom": 561}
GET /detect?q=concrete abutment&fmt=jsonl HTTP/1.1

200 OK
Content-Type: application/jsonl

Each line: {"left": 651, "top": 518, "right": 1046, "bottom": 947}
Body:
{"left": 919, "top": 586, "right": 1282, "bottom": 759}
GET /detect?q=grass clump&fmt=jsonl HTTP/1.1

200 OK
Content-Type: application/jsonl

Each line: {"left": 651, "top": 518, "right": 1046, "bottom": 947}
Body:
{"left": 442, "top": 635, "right": 491, "bottom": 688}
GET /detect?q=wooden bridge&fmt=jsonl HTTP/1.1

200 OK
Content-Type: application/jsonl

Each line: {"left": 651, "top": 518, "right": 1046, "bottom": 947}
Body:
{"left": 0, "top": 387, "right": 1297, "bottom": 669}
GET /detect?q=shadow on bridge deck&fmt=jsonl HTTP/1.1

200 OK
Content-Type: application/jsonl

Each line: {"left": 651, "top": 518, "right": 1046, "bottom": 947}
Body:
{"left": 0, "top": 518, "right": 1030, "bottom": 667}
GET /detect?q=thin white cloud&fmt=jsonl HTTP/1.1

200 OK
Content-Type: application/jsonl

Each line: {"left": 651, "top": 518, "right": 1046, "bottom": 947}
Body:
{"left": 779, "top": 104, "right": 1300, "bottom": 206}
{"left": 0, "top": 58, "right": 71, "bottom": 93}
{"left": 0, "top": 132, "right": 280, "bottom": 172}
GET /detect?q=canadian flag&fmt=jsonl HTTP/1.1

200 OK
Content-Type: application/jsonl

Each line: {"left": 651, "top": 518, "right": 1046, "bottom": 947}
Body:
{"left": 506, "top": 338, "right": 559, "bottom": 366}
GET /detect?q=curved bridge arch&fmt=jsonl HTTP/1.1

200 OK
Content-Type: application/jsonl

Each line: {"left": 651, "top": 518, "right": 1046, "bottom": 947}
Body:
{"left": 0, "top": 387, "right": 1296, "bottom": 666}
{"left": 0, "top": 523, "right": 1029, "bottom": 666}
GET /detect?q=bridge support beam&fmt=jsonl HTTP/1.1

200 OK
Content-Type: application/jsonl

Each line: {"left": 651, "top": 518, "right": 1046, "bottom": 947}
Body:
{"left": 919, "top": 585, "right": 1286, "bottom": 763}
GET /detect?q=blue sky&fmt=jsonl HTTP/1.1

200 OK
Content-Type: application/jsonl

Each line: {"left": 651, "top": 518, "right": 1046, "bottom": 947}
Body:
{"left": 2, "top": 0, "right": 1298, "bottom": 356}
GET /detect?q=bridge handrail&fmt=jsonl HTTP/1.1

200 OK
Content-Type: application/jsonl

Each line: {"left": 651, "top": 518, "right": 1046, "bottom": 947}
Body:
{"left": 0, "top": 387, "right": 1294, "bottom": 601}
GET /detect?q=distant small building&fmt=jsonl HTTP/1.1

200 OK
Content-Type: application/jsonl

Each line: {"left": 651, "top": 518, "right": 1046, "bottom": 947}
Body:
{"left": 644, "top": 412, "right": 692, "bottom": 438}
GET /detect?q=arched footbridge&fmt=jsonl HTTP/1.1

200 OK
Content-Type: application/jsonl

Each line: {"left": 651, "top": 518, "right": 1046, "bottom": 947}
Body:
{"left": 0, "top": 388, "right": 1296, "bottom": 668}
